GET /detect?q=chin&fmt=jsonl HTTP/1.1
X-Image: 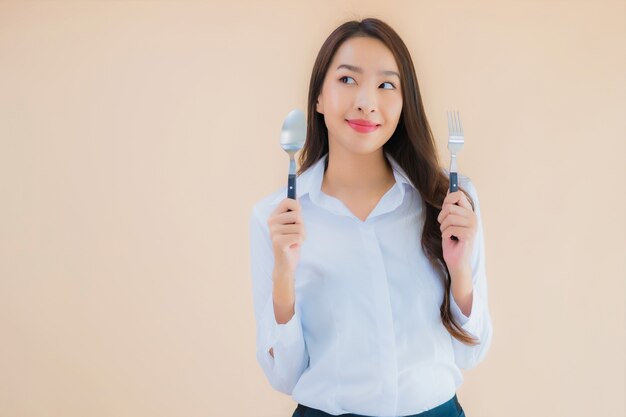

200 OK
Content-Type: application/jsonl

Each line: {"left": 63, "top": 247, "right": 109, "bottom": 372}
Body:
{"left": 345, "top": 142, "right": 385, "bottom": 155}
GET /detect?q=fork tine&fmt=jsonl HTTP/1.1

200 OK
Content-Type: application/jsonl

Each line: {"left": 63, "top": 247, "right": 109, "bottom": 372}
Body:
{"left": 452, "top": 110, "right": 459, "bottom": 135}
{"left": 447, "top": 111, "right": 452, "bottom": 133}
{"left": 451, "top": 110, "right": 456, "bottom": 134}
{"left": 451, "top": 111, "right": 456, "bottom": 134}
{"left": 457, "top": 111, "right": 463, "bottom": 135}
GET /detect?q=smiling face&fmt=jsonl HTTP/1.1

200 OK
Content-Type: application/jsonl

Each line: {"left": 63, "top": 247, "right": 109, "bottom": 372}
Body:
{"left": 316, "top": 36, "right": 403, "bottom": 156}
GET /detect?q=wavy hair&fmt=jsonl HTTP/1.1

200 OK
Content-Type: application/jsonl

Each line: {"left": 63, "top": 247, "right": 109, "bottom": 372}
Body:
{"left": 297, "top": 18, "right": 479, "bottom": 345}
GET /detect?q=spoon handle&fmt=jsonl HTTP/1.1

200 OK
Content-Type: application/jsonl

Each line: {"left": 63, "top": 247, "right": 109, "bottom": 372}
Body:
{"left": 288, "top": 174, "right": 296, "bottom": 199}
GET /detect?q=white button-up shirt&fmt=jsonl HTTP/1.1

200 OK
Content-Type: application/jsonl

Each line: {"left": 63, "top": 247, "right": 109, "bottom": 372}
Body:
{"left": 249, "top": 152, "right": 493, "bottom": 417}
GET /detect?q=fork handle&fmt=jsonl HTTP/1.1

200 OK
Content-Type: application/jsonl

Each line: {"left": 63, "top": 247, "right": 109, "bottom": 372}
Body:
{"left": 449, "top": 172, "right": 459, "bottom": 241}
{"left": 449, "top": 172, "right": 458, "bottom": 193}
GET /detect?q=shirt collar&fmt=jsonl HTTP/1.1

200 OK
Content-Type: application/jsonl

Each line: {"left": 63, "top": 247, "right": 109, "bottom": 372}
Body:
{"left": 270, "top": 151, "right": 415, "bottom": 205}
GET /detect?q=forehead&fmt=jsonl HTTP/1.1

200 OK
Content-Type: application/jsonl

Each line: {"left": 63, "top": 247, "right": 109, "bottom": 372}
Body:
{"left": 330, "top": 36, "right": 398, "bottom": 72}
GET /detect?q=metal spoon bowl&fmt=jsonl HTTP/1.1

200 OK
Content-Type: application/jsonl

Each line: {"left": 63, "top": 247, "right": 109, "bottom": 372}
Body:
{"left": 280, "top": 109, "right": 307, "bottom": 200}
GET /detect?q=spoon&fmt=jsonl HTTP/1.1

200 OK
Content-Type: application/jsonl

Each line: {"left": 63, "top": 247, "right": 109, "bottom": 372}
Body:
{"left": 280, "top": 109, "right": 307, "bottom": 200}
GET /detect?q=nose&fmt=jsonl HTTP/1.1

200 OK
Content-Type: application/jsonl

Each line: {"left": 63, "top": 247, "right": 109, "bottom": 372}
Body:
{"left": 356, "top": 88, "right": 377, "bottom": 113}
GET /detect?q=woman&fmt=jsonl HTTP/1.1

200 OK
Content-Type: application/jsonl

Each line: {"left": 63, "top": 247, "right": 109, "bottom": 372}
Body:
{"left": 249, "top": 17, "right": 493, "bottom": 417}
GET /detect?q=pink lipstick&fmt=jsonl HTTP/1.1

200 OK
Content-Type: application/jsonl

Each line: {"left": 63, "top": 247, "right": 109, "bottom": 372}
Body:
{"left": 346, "top": 119, "right": 380, "bottom": 133}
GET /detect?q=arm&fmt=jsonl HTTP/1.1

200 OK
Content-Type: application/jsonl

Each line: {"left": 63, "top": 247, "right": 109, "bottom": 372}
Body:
{"left": 249, "top": 206, "right": 309, "bottom": 394}
{"left": 449, "top": 178, "right": 494, "bottom": 369}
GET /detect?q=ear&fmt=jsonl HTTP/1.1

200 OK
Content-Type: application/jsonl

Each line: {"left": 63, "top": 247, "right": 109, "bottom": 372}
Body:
{"left": 315, "top": 95, "right": 324, "bottom": 114}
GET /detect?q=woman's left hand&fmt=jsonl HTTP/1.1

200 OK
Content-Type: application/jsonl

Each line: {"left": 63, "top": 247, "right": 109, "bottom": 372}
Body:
{"left": 437, "top": 189, "right": 477, "bottom": 276}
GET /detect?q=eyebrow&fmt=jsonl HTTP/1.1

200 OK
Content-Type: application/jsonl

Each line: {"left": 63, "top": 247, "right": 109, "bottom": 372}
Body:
{"left": 336, "top": 64, "right": 400, "bottom": 80}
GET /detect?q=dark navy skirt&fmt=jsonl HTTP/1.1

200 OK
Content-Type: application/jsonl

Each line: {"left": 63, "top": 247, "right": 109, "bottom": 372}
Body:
{"left": 292, "top": 394, "right": 466, "bottom": 417}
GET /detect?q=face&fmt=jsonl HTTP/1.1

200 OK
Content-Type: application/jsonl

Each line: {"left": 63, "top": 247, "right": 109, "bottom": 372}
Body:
{"left": 316, "top": 36, "right": 403, "bottom": 156}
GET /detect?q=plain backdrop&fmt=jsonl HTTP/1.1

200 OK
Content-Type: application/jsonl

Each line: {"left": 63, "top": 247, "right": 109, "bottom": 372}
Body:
{"left": 0, "top": 1, "right": 624, "bottom": 416}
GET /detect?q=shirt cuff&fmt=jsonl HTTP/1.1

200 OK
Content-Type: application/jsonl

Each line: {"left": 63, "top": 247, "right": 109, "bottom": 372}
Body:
{"left": 259, "top": 294, "right": 304, "bottom": 366}
{"left": 449, "top": 285, "right": 483, "bottom": 336}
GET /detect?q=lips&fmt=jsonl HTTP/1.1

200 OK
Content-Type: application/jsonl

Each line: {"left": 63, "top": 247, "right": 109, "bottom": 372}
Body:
{"left": 346, "top": 119, "right": 379, "bottom": 127}
{"left": 346, "top": 119, "right": 380, "bottom": 133}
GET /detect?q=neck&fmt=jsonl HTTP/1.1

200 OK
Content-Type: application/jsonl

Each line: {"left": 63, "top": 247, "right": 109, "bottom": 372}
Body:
{"left": 322, "top": 147, "right": 394, "bottom": 194}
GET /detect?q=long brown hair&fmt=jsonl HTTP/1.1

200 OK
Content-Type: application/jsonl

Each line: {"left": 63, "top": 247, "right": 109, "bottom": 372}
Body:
{"left": 298, "top": 18, "right": 479, "bottom": 346}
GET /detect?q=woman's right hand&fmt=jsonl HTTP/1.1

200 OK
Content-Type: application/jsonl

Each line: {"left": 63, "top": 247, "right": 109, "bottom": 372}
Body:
{"left": 267, "top": 197, "right": 306, "bottom": 276}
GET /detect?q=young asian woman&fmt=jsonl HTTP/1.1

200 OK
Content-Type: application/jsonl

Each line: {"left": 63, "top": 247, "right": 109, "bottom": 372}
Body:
{"left": 249, "top": 17, "right": 492, "bottom": 417}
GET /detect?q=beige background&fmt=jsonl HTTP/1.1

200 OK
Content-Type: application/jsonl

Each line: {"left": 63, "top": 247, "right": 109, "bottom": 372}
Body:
{"left": 0, "top": 1, "right": 624, "bottom": 416}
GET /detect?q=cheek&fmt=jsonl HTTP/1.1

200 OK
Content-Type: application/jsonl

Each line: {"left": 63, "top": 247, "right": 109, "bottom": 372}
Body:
{"left": 389, "top": 98, "right": 403, "bottom": 119}
{"left": 325, "top": 88, "right": 350, "bottom": 111}
{"left": 379, "top": 94, "right": 402, "bottom": 116}
{"left": 381, "top": 99, "right": 403, "bottom": 130}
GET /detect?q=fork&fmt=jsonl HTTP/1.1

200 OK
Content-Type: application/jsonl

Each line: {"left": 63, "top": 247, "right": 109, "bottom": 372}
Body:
{"left": 446, "top": 110, "right": 465, "bottom": 192}
{"left": 446, "top": 110, "right": 465, "bottom": 241}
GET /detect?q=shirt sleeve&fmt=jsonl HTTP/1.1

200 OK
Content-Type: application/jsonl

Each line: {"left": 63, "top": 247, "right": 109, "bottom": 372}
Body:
{"left": 449, "top": 178, "right": 494, "bottom": 370}
{"left": 249, "top": 205, "right": 309, "bottom": 394}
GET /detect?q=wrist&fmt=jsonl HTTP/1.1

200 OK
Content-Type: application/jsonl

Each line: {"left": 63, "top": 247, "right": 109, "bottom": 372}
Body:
{"left": 273, "top": 261, "right": 294, "bottom": 280}
{"left": 449, "top": 264, "right": 471, "bottom": 279}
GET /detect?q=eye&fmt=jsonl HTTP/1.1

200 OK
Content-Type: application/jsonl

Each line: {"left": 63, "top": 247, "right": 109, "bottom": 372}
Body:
{"left": 380, "top": 81, "right": 396, "bottom": 90}
{"left": 339, "top": 76, "right": 356, "bottom": 84}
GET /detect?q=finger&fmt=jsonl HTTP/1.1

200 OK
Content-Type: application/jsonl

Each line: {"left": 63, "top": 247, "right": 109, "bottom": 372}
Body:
{"left": 284, "top": 198, "right": 301, "bottom": 212}
{"left": 274, "top": 223, "right": 304, "bottom": 235}
{"left": 437, "top": 204, "right": 468, "bottom": 223}
{"left": 270, "top": 224, "right": 306, "bottom": 242}
{"left": 443, "top": 190, "right": 473, "bottom": 214}
{"left": 439, "top": 214, "right": 471, "bottom": 232}
{"left": 455, "top": 191, "right": 473, "bottom": 211}
{"left": 276, "top": 197, "right": 301, "bottom": 212}
{"left": 268, "top": 211, "right": 300, "bottom": 227}
{"left": 443, "top": 190, "right": 463, "bottom": 204}
{"left": 276, "top": 210, "right": 302, "bottom": 225}
{"left": 442, "top": 225, "right": 471, "bottom": 241}
{"left": 273, "top": 199, "right": 302, "bottom": 218}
